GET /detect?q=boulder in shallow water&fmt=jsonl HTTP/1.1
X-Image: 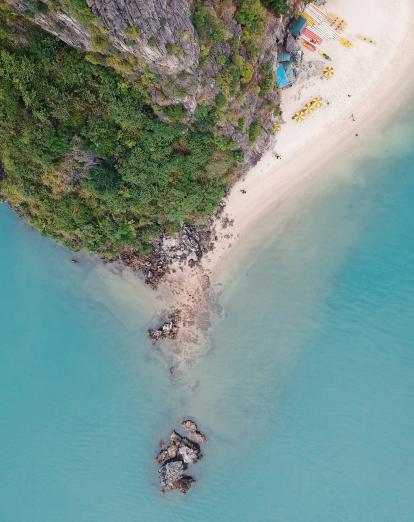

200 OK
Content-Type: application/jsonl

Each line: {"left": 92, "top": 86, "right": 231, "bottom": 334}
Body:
{"left": 159, "top": 459, "right": 185, "bottom": 488}
{"left": 156, "top": 421, "right": 206, "bottom": 494}
{"left": 175, "top": 476, "right": 196, "bottom": 495}
{"left": 178, "top": 444, "right": 199, "bottom": 464}
{"left": 181, "top": 419, "right": 207, "bottom": 443}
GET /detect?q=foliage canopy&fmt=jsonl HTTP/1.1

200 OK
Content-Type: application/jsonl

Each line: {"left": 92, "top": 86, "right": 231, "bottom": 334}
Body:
{"left": 0, "top": 10, "right": 240, "bottom": 256}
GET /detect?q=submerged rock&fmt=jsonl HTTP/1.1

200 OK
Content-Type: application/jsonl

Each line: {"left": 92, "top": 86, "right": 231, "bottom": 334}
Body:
{"left": 181, "top": 419, "right": 207, "bottom": 444}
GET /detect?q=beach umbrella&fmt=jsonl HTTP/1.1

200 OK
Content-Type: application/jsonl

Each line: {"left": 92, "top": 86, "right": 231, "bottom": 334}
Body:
{"left": 323, "top": 66, "right": 335, "bottom": 79}
{"left": 311, "top": 96, "right": 323, "bottom": 108}
{"left": 303, "top": 103, "right": 314, "bottom": 114}
{"left": 293, "top": 112, "right": 305, "bottom": 122}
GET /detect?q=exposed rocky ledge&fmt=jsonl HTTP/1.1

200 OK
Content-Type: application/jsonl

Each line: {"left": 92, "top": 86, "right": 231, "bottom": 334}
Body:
{"left": 157, "top": 420, "right": 206, "bottom": 494}
{"left": 148, "top": 310, "right": 181, "bottom": 342}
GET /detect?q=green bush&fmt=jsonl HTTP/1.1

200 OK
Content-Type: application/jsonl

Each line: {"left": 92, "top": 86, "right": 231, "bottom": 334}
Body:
{"left": 148, "top": 35, "right": 157, "bottom": 47}
{"left": 261, "top": 0, "right": 289, "bottom": 15}
{"left": 166, "top": 42, "right": 183, "bottom": 56}
{"left": 26, "top": 0, "right": 49, "bottom": 16}
{"left": 125, "top": 25, "right": 141, "bottom": 39}
{"left": 161, "top": 104, "right": 187, "bottom": 122}
{"left": 235, "top": 0, "right": 266, "bottom": 60}
{"left": 260, "top": 63, "right": 276, "bottom": 94}
{"left": 248, "top": 120, "right": 261, "bottom": 143}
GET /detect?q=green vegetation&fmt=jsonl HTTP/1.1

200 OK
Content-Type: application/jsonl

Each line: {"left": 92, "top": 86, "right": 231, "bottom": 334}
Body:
{"left": 25, "top": 0, "right": 49, "bottom": 16}
{"left": 57, "top": 0, "right": 96, "bottom": 25}
{"left": 0, "top": 10, "right": 240, "bottom": 257}
{"left": 148, "top": 35, "right": 157, "bottom": 47}
{"left": 191, "top": 0, "right": 279, "bottom": 152}
{"left": 165, "top": 42, "right": 183, "bottom": 56}
{"left": 236, "top": 0, "right": 266, "bottom": 59}
{"left": 125, "top": 25, "right": 141, "bottom": 39}
{"left": 259, "top": 63, "right": 275, "bottom": 94}
{"left": 0, "top": 0, "right": 287, "bottom": 259}
{"left": 248, "top": 121, "right": 261, "bottom": 143}
{"left": 193, "top": 1, "right": 275, "bottom": 111}
{"left": 261, "top": 0, "right": 289, "bottom": 15}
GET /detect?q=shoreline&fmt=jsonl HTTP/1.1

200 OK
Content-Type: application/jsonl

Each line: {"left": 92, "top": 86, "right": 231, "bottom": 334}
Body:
{"left": 205, "top": 0, "right": 414, "bottom": 278}
{"left": 154, "top": 0, "right": 414, "bottom": 370}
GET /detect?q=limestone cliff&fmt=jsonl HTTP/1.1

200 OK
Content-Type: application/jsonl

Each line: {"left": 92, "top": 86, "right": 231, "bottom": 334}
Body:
{"left": 11, "top": 0, "right": 199, "bottom": 74}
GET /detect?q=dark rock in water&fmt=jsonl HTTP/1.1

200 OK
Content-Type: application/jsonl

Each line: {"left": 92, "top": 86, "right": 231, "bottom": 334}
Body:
{"left": 159, "top": 459, "right": 184, "bottom": 488}
{"left": 174, "top": 476, "right": 196, "bottom": 495}
{"left": 148, "top": 310, "right": 181, "bottom": 342}
{"left": 156, "top": 421, "right": 206, "bottom": 494}
{"left": 156, "top": 445, "right": 178, "bottom": 464}
{"left": 159, "top": 459, "right": 195, "bottom": 494}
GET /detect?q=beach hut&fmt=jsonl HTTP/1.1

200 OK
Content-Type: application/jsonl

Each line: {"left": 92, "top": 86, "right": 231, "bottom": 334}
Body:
{"left": 276, "top": 65, "right": 288, "bottom": 88}
{"left": 277, "top": 51, "right": 292, "bottom": 63}
{"left": 289, "top": 16, "right": 307, "bottom": 38}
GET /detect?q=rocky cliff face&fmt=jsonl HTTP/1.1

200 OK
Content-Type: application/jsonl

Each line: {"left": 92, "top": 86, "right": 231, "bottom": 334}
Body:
{"left": 9, "top": 0, "right": 292, "bottom": 162}
{"left": 11, "top": 0, "right": 199, "bottom": 74}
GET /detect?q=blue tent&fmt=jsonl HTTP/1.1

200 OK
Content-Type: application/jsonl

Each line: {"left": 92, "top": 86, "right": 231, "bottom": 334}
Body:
{"left": 289, "top": 16, "right": 307, "bottom": 38}
{"left": 276, "top": 65, "right": 288, "bottom": 88}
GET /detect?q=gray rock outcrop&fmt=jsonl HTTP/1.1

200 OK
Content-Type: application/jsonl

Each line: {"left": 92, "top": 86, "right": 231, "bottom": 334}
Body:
{"left": 156, "top": 422, "right": 206, "bottom": 494}
{"left": 11, "top": 0, "right": 199, "bottom": 74}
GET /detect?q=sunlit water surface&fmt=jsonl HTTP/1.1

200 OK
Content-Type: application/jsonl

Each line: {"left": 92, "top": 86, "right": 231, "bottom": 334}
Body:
{"left": 1, "top": 105, "right": 414, "bottom": 521}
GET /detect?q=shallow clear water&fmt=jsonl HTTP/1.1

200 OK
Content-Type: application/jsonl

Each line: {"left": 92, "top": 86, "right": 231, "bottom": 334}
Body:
{"left": 1, "top": 106, "right": 414, "bottom": 521}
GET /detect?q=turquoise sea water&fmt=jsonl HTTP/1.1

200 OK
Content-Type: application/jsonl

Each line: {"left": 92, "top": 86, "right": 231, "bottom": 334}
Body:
{"left": 1, "top": 105, "right": 414, "bottom": 521}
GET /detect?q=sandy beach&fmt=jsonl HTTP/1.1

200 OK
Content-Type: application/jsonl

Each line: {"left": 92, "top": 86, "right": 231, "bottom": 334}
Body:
{"left": 205, "top": 0, "right": 414, "bottom": 272}
{"left": 156, "top": 0, "right": 414, "bottom": 368}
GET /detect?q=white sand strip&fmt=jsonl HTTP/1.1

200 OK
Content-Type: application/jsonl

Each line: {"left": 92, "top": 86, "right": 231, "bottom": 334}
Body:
{"left": 203, "top": 0, "right": 414, "bottom": 276}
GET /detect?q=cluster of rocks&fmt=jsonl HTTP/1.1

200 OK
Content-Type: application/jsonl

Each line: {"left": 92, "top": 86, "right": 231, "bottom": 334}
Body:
{"left": 148, "top": 310, "right": 181, "bottom": 342}
{"left": 157, "top": 420, "right": 206, "bottom": 495}
{"left": 120, "top": 222, "right": 215, "bottom": 288}
{"left": 155, "top": 224, "right": 214, "bottom": 269}
{"left": 119, "top": 247, "right": 169, "bottom": 288}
